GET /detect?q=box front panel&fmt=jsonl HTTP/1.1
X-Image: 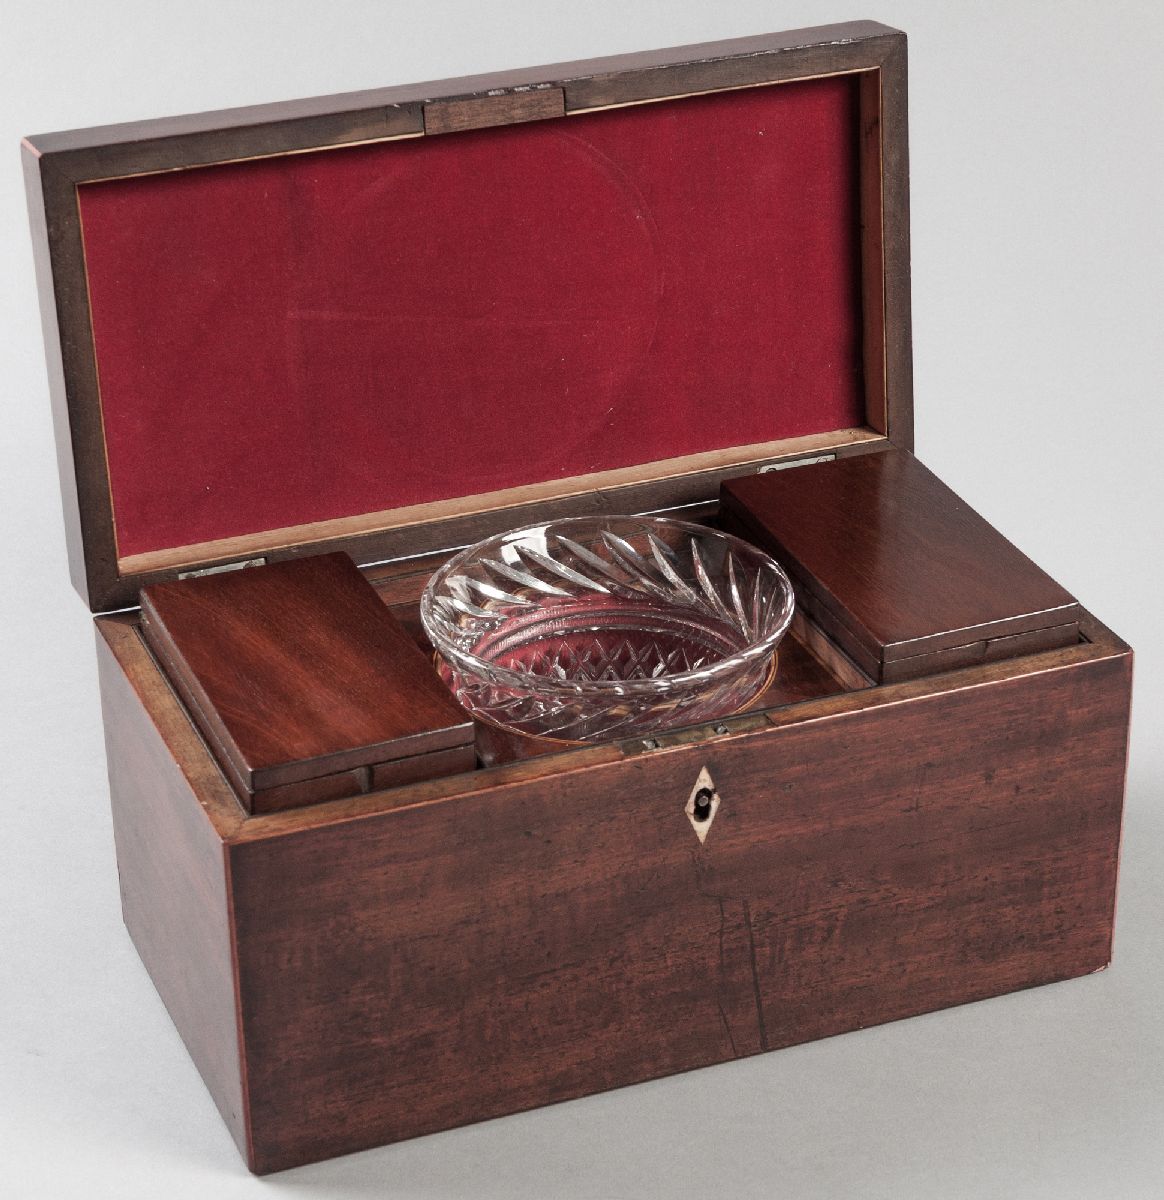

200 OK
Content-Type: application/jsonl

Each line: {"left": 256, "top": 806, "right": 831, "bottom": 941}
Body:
{"left": 228, "top": 649, "right": 1129, "bottom": 1172}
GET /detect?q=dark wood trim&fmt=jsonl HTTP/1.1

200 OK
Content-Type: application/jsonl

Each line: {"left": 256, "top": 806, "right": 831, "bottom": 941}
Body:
{"left": 561, "top": 25, "right": 898, "bottom": 110}
{"left": 25, "top": 23, "right": 910, "bottom": 612}
{"left": 27, "top": 107, "right": 424, "bottom": 186}
{"left": 22, "top": 144, "right": 116, "bottom": 607}
{"left": 879, "top": 34, "right": 914, "bottom": 450}
{"left": 26, "top": 23, "right": 899, "bottom": 162}
{"left": 858, "top": 70, "right": 887, "bottom": 435}
{"left": 424, "top": 88, "right": 564, "bottom": 134}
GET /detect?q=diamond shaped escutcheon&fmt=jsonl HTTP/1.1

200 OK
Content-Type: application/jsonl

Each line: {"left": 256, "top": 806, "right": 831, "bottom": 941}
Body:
{"left": 685, "top": 766, "right": 721, "bottom": 844}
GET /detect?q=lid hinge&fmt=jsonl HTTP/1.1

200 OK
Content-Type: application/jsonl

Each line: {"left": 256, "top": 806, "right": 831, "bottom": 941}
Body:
{"left": 758, "top": 453, "right": 836, "bottom": 474}
{"left": 178, "top": 557, "right": 267, "bottom": 580}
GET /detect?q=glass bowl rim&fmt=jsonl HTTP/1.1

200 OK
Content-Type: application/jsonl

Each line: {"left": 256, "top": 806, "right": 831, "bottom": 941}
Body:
{"left": 419, "top": 514, "right": 796, "bottom": 697}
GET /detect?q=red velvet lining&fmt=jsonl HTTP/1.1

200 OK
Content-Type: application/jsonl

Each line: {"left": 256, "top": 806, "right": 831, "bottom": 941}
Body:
{"left": 78, "top": 76, "right": 864, "bottom": 559}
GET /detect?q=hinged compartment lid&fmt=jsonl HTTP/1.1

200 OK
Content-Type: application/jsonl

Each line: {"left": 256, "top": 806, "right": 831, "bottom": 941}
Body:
{"left": 138, "top": 552, "right": 474, "bottom": 813}
{"left": 23, "top": 21, "right": 912, "bottom": 612}
{"left": 721, "top": 449, "right": 1082, "bottom": 682}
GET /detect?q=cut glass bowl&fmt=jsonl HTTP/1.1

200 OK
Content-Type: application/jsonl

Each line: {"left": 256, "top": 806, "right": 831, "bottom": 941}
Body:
{"left": 420, "top": 515, "right": 795, "bottom": 743}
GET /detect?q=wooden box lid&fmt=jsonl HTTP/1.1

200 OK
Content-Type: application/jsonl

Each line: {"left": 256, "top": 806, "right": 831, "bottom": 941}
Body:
{"left": 720, "top": 449, "right": 1082, "bottom": 682}
{"left": 24, "top": 22, "right": 912, "bottom": 612}
{"left": 139, "top": 552, "right": 474, "bottom": 813}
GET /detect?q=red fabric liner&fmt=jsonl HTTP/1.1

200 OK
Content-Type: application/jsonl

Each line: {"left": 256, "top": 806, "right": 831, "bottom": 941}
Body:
{"left": 78, "top": 76, "right": 864, "bottom": 559}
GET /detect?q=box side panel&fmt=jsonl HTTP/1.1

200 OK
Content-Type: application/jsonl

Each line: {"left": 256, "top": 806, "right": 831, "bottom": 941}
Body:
{"left": 230, "top": 648, "right": 1130, "bottom": 1172}
{"left": 22, "top": 143, "right": 100, "bottom": 606}
{"left": 95, "top": 627, "right": 248, "bottom": 1160}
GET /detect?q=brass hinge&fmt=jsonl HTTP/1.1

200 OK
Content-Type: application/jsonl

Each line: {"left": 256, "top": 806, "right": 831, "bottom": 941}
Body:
{"left": 758, "top": 453, "right": 836, "bottom": 473}
{"left": 178, "top": 557, "right": 267, "bottom": 579}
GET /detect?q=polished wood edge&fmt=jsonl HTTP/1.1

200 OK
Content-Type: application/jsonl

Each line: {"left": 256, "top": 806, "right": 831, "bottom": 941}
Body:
{"left": 858, "top": 69, "right": 887, "bottom": 436}
{"left": 879, "top": 35, "right": 913, "bottom": 451}
{"left": 879, "top": 621, "right": 1080, "bottom": 684}
{"left": 763, "top": 621, "right": 1130, "bottom": 736}
{"left": 219, "top": 848, "right": 256, "bottom": 1171}
{"left": 248, "top": 719, "right": 475, "bottom": 791}
{"left": 563, "top": 28, "right": 900, "bottom": 112}
{"left": 794, "top": 555, "right": 1082, "bottom": 665}
{"left": 881, "top": 603, "right": 1083, "bottom": 662}
{"left": 424, "top": 88, "right": 564, "bottom": 134}
{"left": 22, "top": 142, "right": 113, "bottom": 608}
{"left": 25, "top": 23, "right": 901, "bottom": 164}
{"left": 369, "top": 744, "right": 480, "bottom": 792}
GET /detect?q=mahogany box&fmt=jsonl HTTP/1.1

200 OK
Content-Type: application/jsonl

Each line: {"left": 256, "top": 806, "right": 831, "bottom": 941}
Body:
{"left": 23, "top": 22, "right": 1132, "bottom": 1174}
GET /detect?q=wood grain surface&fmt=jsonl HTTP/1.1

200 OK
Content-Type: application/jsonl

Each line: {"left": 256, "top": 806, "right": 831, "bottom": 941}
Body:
{"left": 721, "top": 448, "right": 1080, "bottom": 680}
{"left": 139, "top": 553, "right": 472, "bottom": 810}
{"left": 226, "top": 638, "right": 1130, "bottom": 1172}
{"left": 423, "top": 88, "right": 565, "bottom": 134}
{"left": 95, "top": 593, "right": 1132, "bottom": 1174}
{"left": 96, "top": 628, "right": 249, "bottom": 1162}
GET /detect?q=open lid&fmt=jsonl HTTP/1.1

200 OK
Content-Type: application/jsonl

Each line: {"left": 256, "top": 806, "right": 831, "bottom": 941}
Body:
{"left": 23, "top": 21, "right": 912, "bottom": 612}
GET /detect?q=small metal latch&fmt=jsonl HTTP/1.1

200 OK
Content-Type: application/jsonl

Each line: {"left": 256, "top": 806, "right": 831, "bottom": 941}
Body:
{"left": 178, "top": 557, "right": 267, "bottom": 579}
{"left": 758, "top": 453, "right": 836, "bottom": 473}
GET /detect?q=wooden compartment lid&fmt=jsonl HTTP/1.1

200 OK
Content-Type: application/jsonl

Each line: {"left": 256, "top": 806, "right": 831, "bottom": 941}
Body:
{"left": 139, "top": 552, "right": 474, "bottom": 813}
{"left": 23, "top": 22, "right": 912, "bottom": 612}
{"left": 720, "top": 448, "right": 1082, "bottom": 682}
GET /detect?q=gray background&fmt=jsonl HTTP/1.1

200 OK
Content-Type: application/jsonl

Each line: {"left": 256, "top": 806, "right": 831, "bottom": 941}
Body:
{"left": 2, "top": 2, "right": 1161, "bottom": 1196}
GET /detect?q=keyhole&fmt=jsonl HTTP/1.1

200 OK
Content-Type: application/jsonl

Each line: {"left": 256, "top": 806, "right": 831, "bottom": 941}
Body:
{"left": 692, "top": 786, "right": 715, "bottom": 822}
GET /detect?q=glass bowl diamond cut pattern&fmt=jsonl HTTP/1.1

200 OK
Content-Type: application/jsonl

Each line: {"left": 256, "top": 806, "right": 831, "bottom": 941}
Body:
{"left": 420, "top": 516, "right": 795, "bottom": 743}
